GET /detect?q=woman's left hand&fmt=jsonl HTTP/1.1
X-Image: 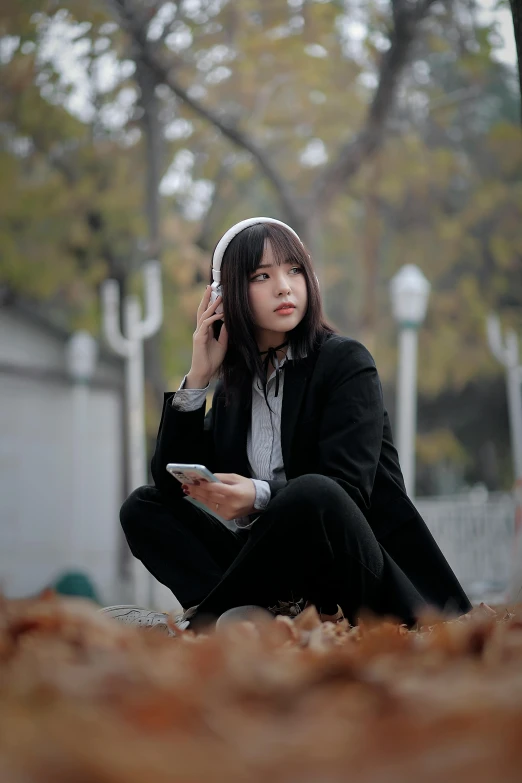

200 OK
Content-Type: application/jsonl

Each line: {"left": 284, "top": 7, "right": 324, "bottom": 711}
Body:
{"left": 183, "top": 473, "right": 257, "bottom": 521}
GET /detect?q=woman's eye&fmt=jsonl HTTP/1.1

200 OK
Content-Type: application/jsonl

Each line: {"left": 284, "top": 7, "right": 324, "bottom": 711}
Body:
{"left": 250, "top": 267, "right": 301, "bottom": 281}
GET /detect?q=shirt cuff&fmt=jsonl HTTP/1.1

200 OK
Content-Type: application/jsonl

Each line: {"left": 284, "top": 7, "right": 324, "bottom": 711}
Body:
{"left": 234, "top": 480, "right": 269, "bottom": 529}
{"left": 251, "top": 479, "right": 271, "bottom": 511}
{"left": 171, "top": 375, "right": 209, "bottom": 411}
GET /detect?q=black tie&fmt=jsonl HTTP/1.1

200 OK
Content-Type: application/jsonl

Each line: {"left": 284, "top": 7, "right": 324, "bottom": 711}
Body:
{"left": 259, "top": 341, "right": 288, "bottom": 398}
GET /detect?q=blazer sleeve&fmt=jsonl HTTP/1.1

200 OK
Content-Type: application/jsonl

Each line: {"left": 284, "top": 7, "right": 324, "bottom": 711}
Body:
{"left": 268, "top": 340, "right": 384, "bottom": 513}
{"left": 150, "top": 389, "right": 218, "bottom": 502}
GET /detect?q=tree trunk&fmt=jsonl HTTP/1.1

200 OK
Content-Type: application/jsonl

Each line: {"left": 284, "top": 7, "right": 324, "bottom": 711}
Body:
{"left": 510, "top": 0, "right": 522, "bottom": 121}
{"left": 360, "top": 155, "right": 382, "bottom": 353}
{"left": 136, "top": 59, "right": 166, "bottom": 417}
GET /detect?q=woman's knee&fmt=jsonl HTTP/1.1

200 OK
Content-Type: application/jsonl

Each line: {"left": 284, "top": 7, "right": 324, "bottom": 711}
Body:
{"left": 281, "top": 474, "right": 368, "bottom": 540}
{"left": 286, "top": 473, "right": 349, "bottom": 510}
{"left": 120, "top": 485, "right": 157, "bottom": 535}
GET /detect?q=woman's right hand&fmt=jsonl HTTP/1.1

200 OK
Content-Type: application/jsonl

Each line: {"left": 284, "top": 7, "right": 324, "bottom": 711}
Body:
{"left": 186, "top": 286, "right": 228, "bottom": 389}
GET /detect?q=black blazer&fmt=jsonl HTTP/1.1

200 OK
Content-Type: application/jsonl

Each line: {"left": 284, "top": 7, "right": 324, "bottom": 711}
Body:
{"left": 152, "top": 333, "right": 471, "bottom": 617}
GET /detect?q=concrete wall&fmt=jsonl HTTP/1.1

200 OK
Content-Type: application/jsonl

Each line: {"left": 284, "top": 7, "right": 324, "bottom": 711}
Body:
{"left": 0, "top": 306, "right": 124, "bottom": 603}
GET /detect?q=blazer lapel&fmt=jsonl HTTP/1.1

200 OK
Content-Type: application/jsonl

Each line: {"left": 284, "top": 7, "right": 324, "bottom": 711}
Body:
{"left": 281, "top": 354, "right": 313, "bottom": 470}
{"left": 218, "top": 386, "right": 252, "bottom": 476}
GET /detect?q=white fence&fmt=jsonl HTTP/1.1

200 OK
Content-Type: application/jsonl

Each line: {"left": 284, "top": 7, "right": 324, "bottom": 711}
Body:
{"left": 416, "top": 490, "right": 516, "bottom": 603}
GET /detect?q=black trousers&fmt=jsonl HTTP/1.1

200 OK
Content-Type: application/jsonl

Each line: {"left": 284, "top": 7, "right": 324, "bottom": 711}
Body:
{"left": 120, "top": 474, "right": 426, "bottom": 626}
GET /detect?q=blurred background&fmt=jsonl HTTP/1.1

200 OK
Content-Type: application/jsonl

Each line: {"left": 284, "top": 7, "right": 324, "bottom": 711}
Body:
{"left": 1, "top": 0, "right": 521, "bottom": 608}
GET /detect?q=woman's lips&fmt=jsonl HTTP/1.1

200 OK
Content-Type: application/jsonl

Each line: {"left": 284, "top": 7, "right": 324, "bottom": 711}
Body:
{"left": 275, "top": 304, "right": 295, "bottom": 314}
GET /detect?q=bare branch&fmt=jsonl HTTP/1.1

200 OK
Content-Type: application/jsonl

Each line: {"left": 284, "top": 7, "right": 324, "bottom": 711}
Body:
{"left": 109, "top": 0, "right": 304, "bottom": 228}
{"left": 194, "top": 162, "right": 231, "bottom": 252}
{"left": 194, "top": 162, "right": 262, "bottom": 252}
{"left": 108, "top": 0, "right": 438, "bottom": 231}
{"left": 311, "top": 0, "right": 439, "bottom": 210}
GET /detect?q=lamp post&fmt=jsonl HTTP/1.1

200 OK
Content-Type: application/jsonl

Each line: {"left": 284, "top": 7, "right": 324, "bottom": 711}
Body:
{"left": 390, "top": 265, "right": 431, "bottom": 498}
{"left": 486, "top": 315, "right": 522, "bottom": 483}
{"left": 101, "top": 261, "right": 163, "bottom": 607}
{"left": 487, "top": 318, "right": 522, "bottom": 604}
{"left": 65, "top": 331, "right": 98, "bottom": 569}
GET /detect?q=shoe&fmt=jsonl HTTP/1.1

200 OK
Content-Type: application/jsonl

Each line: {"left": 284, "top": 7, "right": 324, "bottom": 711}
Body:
{"left": 99, "top": 604, "right": 194, "bottom": 635}
{"left": 318, "top": 604, "right": 345, "bottom": 624}
{"left": 267, "top": 598, "right": 306, "bottom": 617}
{"left": 268, "top": 599, "right": 345, "bottom": 624}
{"left": 216, "top": 605, "right": 274, "bottom": 630}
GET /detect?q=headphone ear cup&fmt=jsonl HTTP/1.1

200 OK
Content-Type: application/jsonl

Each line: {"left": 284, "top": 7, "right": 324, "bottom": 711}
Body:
{"left": 210, "top": 282, "right": 224, "bottom": 315}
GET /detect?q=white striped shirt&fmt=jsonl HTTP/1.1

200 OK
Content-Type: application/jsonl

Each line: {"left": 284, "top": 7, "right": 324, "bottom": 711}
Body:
{"left": 172, "top": 348, "right": 293, "bottom": 528}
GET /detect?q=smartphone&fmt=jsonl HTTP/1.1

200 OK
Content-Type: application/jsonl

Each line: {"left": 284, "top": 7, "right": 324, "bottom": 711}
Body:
{"left": 166, "top": 463, "right": 226, "bottom": 523}
{"left": 166, "top": 463, "right": 220, "bottom": 485}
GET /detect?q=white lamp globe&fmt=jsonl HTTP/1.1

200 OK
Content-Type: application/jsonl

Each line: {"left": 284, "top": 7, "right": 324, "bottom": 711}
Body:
{"left": 66, "top": 330, "right": 98, "bottom": 383}
{"left": 390, "top": 264, "right": 431, "bottom": 328}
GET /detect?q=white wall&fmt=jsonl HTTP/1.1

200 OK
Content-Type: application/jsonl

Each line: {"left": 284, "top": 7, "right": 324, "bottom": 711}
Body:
{"left": 0, "top": 307, "right": 121, "bottom": 385}
{"left": 0, "top": 374, "right": 124, "bottom": 602}
{"left": 0, "top": 308, "right": 124, "bottom": 602}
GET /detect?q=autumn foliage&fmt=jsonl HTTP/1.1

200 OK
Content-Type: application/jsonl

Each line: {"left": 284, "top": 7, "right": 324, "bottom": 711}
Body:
{"left": 1, "top": 596, "right": 522, "bottom": 782}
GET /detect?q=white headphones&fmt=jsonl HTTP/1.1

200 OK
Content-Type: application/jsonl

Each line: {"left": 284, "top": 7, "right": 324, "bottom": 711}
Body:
{"left": 209, "top": 216, "right": 303, "bottom": 315}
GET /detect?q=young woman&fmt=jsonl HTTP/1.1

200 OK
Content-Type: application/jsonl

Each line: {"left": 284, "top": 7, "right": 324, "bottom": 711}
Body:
{"left": 112, "top": 217, "right": 471, "bottom": 632}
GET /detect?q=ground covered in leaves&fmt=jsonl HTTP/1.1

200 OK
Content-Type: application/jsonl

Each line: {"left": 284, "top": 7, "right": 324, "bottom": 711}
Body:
{"left": 1, "top": 597, "right": 522, "bottom": 782}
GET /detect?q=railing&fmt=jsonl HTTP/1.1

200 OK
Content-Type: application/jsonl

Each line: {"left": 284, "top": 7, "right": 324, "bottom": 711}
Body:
{"left": 416, "top": 490, "right": 516, "bottom": 603}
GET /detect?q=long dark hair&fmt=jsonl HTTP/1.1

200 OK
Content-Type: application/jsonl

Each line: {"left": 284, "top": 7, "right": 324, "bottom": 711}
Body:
{"left": 211, "top": 222, "right": 335, "bottom": 401}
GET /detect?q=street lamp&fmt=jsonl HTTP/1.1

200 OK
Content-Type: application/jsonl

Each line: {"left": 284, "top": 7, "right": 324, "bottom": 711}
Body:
{"left": 486, "top": 315, "right": 522, "bottom": 483}
{"left": 101, "top": 261, "right": 163, "bottom": 608}
{"left": 65, "top": 331, "right": 98, "bottom": 571}
{"left": 487, "top": 316, "right": 522, "bottom": 604}
{"left": 390, "top": 265, "right": 431, "bottom": 498}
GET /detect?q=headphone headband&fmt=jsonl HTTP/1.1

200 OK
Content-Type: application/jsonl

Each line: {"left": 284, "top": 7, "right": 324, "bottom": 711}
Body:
{"left": 211, "top": 217, "right": 302, "bottom": 283}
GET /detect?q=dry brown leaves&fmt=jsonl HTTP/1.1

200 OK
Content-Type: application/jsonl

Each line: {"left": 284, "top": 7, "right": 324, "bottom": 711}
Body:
{"left": 1, "top": 595, "right": 522, "bottom": 783}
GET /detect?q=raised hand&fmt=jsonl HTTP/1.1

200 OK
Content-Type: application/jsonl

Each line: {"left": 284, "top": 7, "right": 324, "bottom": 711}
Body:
{"left": 186, "top": 286, "right": 228, "bottom": 389}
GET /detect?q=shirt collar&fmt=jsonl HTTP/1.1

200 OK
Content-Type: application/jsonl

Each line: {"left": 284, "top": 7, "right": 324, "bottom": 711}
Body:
{"left": 253, "top": 344, "right": 293, "bottom": 394}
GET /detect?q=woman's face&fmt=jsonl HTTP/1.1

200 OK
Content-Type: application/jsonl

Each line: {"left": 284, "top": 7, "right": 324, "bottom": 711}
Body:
{"left": 247, "top": 240, "right": 308, "bottom": 343}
